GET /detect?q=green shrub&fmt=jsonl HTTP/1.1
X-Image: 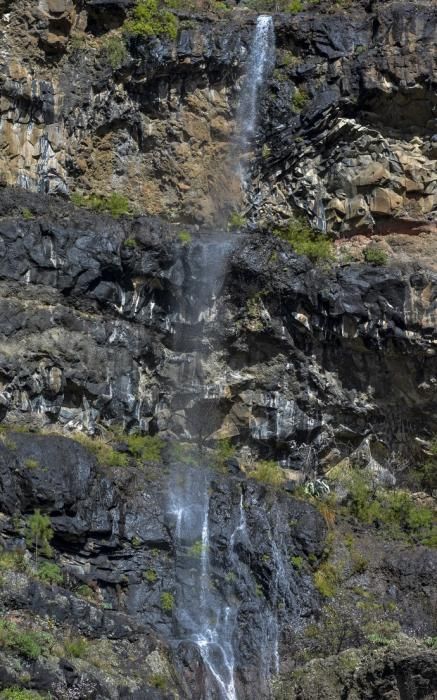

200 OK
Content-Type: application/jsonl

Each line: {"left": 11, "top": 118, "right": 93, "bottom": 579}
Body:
{"left": 72, "top": 433, "right": 129, "bottom": 468}
{"left": 124, "top": 0, "right": 178, "bottom": 40}
{"left": 0, "top": 689, "right": 47, "bottom": 700}
{"left": 363, "top": 245, "right": 388, "bottom": 266}
{"left": 124, "top": 433, "right": 163, "bottom": 462}
{"left": 291, "top": 87, "right": 310, "bottom": 112}
{"left": 24, "top": 458, "right": 39, "bottom": 469}
{"left": 160, "top": 591, "right": 175, "bottom": 613}
{"left": 64, "top": 636, "right": 89, "bottom": 659}
{"left": 262, "top": 143, "right": 271, "bottom": 159}
{"left": 314, "top": 561, "right": 341, "bottom": 597}
{"left": 288, "top": 0, "right": 303, "bottom": 12}
{"left": 149, "top": 674, "right": 167, "bottom": 690}
{"left": 178, "top": 230, "right": 192, "bottom": 245}
{"left": 71, "top": 192, "right": 130, "bottom": 218}
{"left": 0, "top": 550, "right": 26, "bottom": 573}
{"left": 143, "top": 568, "right": 158, "bottom": 582}
{"left": 336, "top": 468, "right": 436, "bottom": 545}
{"left": 102, "top": 34, "right": 128, "bottom": 69}
{"left": 37, "top": 562, "right": 63, "bottom": 585}
{"left": 123, "top": 238, "right": 137, "bottom": 248}
{"left": 413, "top": 438, "right": 437, "bottom": 494}
{"left": 0, "top": 620, "right": 52, "bottom": 660}
{"left": 21, "top": 208, "right": 34, "bottom": 221}
{"left": 76, "top": 584, "right": 96, "bottom": 600}
{"left": 290, "top": 555, "right": 304, "bottom": 571}
{"left": 248, "top": 460, "right": 285, "bottom": 487}
{"left": 211, "top": 438, "right": 236, "bottom": 471}
{"left": 25, "top": 510, "right": 53, "bottom": 564}
{"left": 364, "top": 620, "right": 401, "bottom": 646}
{"left": 189, "top": 540, "right": 207, "bottom": 558}
{"left": 228, "top": 211, "right": 247, "bottom": 231}
{"left": 274, "top": 218, "right": 333, "bottom": 262}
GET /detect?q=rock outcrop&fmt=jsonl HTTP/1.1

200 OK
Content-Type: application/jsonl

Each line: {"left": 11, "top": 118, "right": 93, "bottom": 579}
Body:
{"left": 0, "top": 187, "right": 435, "bottom": 471}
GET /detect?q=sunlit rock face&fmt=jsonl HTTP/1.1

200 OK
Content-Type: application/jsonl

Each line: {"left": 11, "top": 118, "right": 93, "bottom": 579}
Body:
{"left": 1, "top": 0, "right": 435, "bottom": 235}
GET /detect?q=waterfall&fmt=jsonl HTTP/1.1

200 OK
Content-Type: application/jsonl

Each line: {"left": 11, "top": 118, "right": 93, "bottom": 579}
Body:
{"left": 237, "top": 15, "right": 275, "bottom": 187}
{"left": 163, "top": 18, "right": 278, "bottom": 700}
{"left": 169, "top": 464, "right": 238, "bottom": 700}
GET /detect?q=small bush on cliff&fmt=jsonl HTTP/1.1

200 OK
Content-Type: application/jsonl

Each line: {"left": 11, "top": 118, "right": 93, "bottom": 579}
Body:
{"left": 291, "top": 87, "right": 310, "bottom": 112}
{"left": 248, "top": 460, "right": 285, "bottom": 487}
{"left": 178, "top": 230, "right": 192, "bottom": 245}
{"left": 37, "top": 562, "right": 63, "bottom": 585}
{"left": 64, "top": 636, "right": 89, "bottom": 659}
{"left": 337, "top": 469, "right": 436, "bottom": 545}
{"left": 102, "top": 34, "right": 128, "bottom": 69}
{"left": 124, "top": 0, "right": 178, "bottom": 40}
{"left": 363, "top": 245, "right": 388, "bottom": 266}
{"left": 72, "top": 433, "right": 129, "bottom": 468}
{"left": 211, "top": 438, "right": 236, "bottom": 471}
{"left": 25, "top": 510, "right": 53, "bottom": 565}
{"left": 123, "top": 433, "right": 163, "bottom": 462}
{"left": 21, "top": 208, "right": 34, "bottom": 221}
{"left": 71, "top": 192, "right": 129, "bottom": 218}
{"left": 228, "top": 211, "right": 247, "bottom": 231}
{"left": 160, "top": 591, "right": 175, "bottom": 613}
{"left": 274, "top": 218, "right": 333, "bottom": 263}
{"left": 0, "top": 620, "right": 52, "bottom": 660}
{"left": 314, "top": 561, "right": 341, "bottom": 597}
{"left": 0, "top": 690, "right": 47, "bottom": 700}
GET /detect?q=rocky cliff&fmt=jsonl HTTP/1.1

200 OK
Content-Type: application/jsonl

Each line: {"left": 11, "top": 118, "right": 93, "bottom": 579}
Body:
{"left": 0, "top": 1, "right": 436, "bottom": 699}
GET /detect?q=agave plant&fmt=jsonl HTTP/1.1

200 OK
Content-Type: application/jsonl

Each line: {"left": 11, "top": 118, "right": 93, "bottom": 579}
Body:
{"left": 304, "top": 479, "right": 330, "bottom": 498}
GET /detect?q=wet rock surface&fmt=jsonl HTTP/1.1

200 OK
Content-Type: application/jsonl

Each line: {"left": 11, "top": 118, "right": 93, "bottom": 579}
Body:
{"left": 0, "top": 187, "right": 435, "bottom": 472}
{"left": 0, "top": 430, "right": 328, "bottom": 698}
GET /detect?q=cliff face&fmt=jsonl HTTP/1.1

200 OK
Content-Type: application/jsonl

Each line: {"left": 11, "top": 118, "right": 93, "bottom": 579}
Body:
{"left": 1, "top": 1, "right": 436, "bottom": 237}
{"left": 0, "top": 1, "right": 436, "bottom": 700}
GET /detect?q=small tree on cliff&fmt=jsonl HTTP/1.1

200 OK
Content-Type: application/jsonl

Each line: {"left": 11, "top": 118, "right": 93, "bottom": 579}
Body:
{"left": 25, "top": 510, "right": 54, "bottom": 565}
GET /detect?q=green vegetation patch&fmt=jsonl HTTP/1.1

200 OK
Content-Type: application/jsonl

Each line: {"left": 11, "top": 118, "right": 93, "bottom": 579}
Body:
{"left": 314, "top": 561, "right": 342, "bottom": 597}
{"left": 25, "top": 510, "right": 53, "bottom": 563}
{"left": 124, "top": 433, "right": 163, "bottom": 462}
{"left": 71, "top": 433, "right": 129, "bottom": 468}
{"left": 64, "top": 636, "right": 89, "bottom": 659}
{"left": 36, "top": 562, "right": 63, "bottom": 585}
{"left": 363, "top": 245, "right": 388, "bottom": 266}
{"left": 0, "top": 690, "right": 47, "bottom": 700}
{"left": 71, "top": 192, "right": 130, "bottom": 218}
{"left": 21, "top": 208, "right": 34, "bottom": 221}
{"left": 143, "top": 568, "right": 158, "bottom": 583}
{"left": 332, "top": 467, "right": 436, "bottom": 546}
{"left": 248, "top": 460, "right": 285, "bottom": 487}
{"left": 274, "top": 218, "right": 333, "bottom": 262}
{"left": 102, "top": 34, "right": 128, "bottom": 69}
{"left": 0, "top": 620, "right": 53, "bottom": 660}
{"left": 291, "top": 87, "right": 310, "bottom": 112}
{"left": 178, "top": 230, "right": 192, "bottom": 245}
{"left": 124, "top": 0, "right": 178, "bottom": 40}
{"left": 160, "top": 591, "right": 175, "bottom": 613}
{"left": 228, "top": 211, "right": 247, "bottom": 231}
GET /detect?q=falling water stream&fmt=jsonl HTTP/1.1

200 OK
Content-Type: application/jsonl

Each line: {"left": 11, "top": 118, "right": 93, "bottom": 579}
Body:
{"left": 237, "top": 15, "right": 276, "bottom": 188}
{"left": 166, "top": 16, "right": 276, "bottom": 700}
